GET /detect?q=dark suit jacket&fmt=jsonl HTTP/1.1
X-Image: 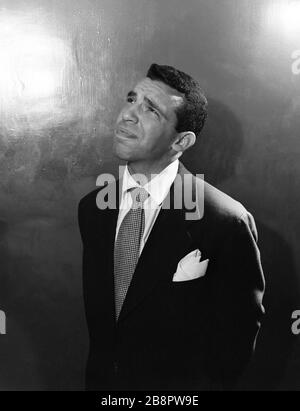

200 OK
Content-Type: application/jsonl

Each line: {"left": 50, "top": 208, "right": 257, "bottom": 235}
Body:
{"left": 78, "top": 162, "right": 265, "bottom": 390}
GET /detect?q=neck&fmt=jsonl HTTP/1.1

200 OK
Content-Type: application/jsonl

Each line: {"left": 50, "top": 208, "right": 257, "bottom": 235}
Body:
{"left": 127, "top": 156, "right": 178, "bottom": 184}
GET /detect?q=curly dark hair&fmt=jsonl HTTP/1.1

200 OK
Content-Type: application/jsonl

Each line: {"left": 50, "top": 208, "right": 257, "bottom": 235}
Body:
{"left": 147, "top": 63, "right": 208, "bottom": 138}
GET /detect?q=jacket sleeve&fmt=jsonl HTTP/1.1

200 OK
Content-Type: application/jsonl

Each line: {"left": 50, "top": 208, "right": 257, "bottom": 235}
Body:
{"left": 208, "top": 211, "right": 265, "bottom": 388}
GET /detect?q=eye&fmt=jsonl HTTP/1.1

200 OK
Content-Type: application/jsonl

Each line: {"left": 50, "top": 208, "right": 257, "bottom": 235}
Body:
{"left": 126, "top": 96, "right": 135, "bottom": 103}
{"left": 147, "top": 105, "right": 159, "bottom": 117}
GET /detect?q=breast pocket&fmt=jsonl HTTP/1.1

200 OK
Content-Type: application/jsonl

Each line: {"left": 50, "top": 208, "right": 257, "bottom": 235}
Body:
{"left": 171, "top": 274, "right": 207, "bottom": 287}
{"left": 166, "top": 274, "right": 208, "bottom": 318}
{"left": 160, "top": 277, "right": 209, "bottom": 341}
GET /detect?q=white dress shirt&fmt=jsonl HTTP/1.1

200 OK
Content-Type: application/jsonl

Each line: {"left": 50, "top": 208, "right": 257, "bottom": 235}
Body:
{"left": 115, "top": 159, "right": 179, "bottom": 255}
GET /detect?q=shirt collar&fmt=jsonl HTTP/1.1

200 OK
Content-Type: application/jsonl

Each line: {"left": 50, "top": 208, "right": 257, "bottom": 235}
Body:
{"left": 121, "top": 159, "right": 179, "bottom": 206}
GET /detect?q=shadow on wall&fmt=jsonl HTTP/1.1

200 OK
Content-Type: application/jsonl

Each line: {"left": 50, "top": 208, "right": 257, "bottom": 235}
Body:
{"left": 182, "top": 98, "right": 299, "bottom": 390}
{"left": 182, "top": 98, "right": 243, "bottom": 185}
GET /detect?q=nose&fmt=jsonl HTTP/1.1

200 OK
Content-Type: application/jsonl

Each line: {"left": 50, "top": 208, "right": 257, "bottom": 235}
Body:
{"left": 121, "top": 103, "right": 139, "bottom": 124}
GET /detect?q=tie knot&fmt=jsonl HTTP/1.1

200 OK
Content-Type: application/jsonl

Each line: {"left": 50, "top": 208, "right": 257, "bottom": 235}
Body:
{"left": 129, "top": 187, "right": 149, "bottom": 208}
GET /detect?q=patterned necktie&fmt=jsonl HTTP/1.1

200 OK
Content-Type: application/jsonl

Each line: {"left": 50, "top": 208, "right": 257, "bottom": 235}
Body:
{"left": 114, "top": 187, "right": 149, "bottom": 320}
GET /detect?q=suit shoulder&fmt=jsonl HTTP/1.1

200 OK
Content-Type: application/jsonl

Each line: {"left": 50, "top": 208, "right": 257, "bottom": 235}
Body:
{"left": 202, "top": 179, "right": 247, "bottom": 223}
{"left": 198, "top": 179, "right": 258, "bottom": 243}
{"left": 78, "top": 186, "right": 105, "bottom": 212}
{"left": 180, "top": 163, "right": 247, "bottom": 223}
{"left": 79, "top": 187, "right": 100, "bottom": 206}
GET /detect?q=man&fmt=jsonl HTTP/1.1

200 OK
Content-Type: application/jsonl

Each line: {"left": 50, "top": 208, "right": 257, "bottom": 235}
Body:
{"left": 78, "top": 64, "right": 265, "bottom": 390}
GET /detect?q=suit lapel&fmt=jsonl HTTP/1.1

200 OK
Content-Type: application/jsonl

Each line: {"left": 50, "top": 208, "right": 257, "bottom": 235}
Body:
{"left": 98, "top": 177, "right": 122, "bottom": 324}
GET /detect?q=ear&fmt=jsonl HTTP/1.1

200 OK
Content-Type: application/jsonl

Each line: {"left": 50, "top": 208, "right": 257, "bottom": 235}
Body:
{"left": 171, "top": 131, "right": 196, "bottom": 154}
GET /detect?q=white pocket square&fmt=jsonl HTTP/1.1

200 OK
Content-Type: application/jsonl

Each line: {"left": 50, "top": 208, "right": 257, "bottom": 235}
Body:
{"left": 172, "top": 249, "right": 209, "bottom": 282}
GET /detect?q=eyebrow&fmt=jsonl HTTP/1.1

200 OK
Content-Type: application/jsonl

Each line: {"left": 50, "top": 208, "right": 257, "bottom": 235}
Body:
{"left": 127, "top": 90, "right": 166, "bottom": 117}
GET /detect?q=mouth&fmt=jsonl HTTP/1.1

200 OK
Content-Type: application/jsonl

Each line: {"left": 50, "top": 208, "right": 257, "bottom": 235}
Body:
{"left": 114, "top": 126, "right": 138, "bottom": 139}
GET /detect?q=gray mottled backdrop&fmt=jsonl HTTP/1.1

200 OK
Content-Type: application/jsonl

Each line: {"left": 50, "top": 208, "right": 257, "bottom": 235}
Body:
{"left": 0, "top": 0, "right": 299, "bottom": 390}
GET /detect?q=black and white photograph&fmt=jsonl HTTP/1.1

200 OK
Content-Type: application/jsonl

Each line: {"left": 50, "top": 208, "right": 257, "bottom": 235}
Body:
{"left": 0, "top": 0, "right": 299, "bottom": 395}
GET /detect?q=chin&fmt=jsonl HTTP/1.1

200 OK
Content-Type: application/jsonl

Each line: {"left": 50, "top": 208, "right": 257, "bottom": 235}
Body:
{"left": 113, "top": 143, "right": 133, "bottom": 161}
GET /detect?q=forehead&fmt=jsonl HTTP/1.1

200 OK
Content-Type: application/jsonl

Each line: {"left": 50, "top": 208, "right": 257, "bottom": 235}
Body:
{"left": 133, "top": 77, "right": 184, "bottom": 111}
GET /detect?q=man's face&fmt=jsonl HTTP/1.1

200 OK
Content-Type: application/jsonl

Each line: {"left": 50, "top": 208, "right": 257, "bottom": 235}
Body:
{"left": 113, "top": 77, "right": 184, "bottom": 163}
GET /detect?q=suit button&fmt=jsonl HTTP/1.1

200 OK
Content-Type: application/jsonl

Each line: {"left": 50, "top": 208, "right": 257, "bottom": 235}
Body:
{"left": 114, "top": 361, "right": 119, "bottom": 373}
